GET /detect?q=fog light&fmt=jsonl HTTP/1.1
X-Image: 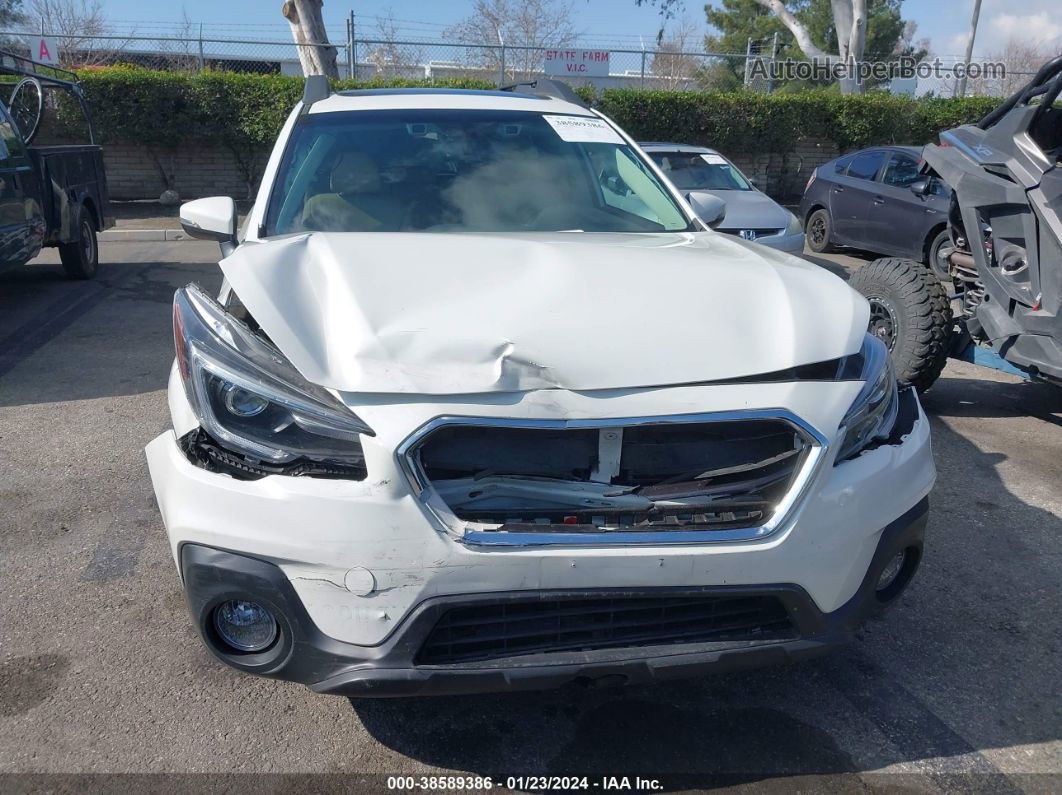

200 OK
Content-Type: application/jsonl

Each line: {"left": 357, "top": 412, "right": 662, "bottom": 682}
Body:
{"left": 213, "top": 600, "right": 277, "bottom": 651}
{"left": 876, "top": 550, "right": 906, "bottom": 592}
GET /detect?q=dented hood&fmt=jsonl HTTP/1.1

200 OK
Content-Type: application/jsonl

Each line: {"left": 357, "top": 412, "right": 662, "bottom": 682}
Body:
{"left": 220, "top": 231, "right": 867, "bottom": 395}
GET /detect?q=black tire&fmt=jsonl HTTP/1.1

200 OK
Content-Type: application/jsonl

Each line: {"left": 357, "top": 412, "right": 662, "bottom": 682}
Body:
{"left": 59, "top": 206, "right": 99, "bottom": 280}
{"left": 849, "top": 257, "right": 951, "bottom": 393}
{"left": 806, "top": 208, "right": 834, "bottom": 253}
{"left": 925, "top": 228, "right": 951, "bottom": 282}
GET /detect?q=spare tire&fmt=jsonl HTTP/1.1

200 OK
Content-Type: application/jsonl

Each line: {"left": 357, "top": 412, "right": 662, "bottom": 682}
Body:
{"left": 849, "top": 257, "right": 951, "bottom": 392}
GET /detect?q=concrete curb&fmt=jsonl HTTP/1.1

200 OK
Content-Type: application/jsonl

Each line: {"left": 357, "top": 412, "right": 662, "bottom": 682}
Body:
{"left": 100, "top": 229, "right": 188, "bottom": 242}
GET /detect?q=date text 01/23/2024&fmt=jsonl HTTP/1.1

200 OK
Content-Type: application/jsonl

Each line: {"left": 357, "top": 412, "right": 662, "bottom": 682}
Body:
{"left": 386, "top": 775, "right": 664, "bottom": 791}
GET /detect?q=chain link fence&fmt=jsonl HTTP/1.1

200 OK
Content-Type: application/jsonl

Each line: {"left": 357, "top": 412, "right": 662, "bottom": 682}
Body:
{"left": 0, "top": 29, "right": 762, "bottom": 91}
{"left": 0, "top": 28, "right": 1031, "bottom": 95}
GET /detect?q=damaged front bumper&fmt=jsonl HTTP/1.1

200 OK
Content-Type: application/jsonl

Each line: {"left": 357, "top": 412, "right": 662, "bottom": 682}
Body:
{"left": 147, "top": 375, "right": 934, "bottom": 696}
{"left": 179, "top": 493, "right": 927, "bottom": 697}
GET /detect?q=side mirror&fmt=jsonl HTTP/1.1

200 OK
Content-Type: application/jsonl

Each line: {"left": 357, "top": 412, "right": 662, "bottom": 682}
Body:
{"left": 749, "top": 176, "right": 763, "bottom": 189}
{"left": 181, "top": 197, "right": 238, "bottom": 255}
{"left": 909, "top": 178, "right": 931, "bottom": 197}
{"left": 686, "top": 191, "right": 727, "bottom": 228}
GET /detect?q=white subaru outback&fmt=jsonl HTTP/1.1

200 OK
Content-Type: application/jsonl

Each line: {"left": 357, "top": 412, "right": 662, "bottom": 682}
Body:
{"left": 146, "top": 78, "right": 935, "bottom": 697}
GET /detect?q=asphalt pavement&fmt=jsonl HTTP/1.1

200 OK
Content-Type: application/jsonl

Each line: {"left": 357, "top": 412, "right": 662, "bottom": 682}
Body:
{"left": 0, "top": 241, "right": 1059, "bottom": 793}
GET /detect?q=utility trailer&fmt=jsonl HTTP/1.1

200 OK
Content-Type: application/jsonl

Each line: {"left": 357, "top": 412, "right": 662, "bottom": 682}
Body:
{"left": 0, "top": 49, "right": 112, "bottom": 278}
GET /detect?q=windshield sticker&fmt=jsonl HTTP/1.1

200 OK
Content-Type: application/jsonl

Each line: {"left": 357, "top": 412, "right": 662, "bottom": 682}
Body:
{"left": 701, "top": 154, "right": 727, "bottom": 165}
{"left": 543, "top": 115, "right": 625, "bottom": 145}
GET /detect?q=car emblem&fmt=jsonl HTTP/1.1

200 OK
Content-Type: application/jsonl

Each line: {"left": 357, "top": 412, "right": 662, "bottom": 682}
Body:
{"left": 740, "top": 229, "right": 757, "bottom": 241}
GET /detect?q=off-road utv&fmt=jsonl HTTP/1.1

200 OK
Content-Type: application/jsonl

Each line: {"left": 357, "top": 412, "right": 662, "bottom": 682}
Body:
{"left": 850, "top": 55, "right": 1062, "bottom": 391}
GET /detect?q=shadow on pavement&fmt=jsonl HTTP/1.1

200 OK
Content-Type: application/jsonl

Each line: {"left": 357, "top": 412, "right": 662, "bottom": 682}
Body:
{"left": 921, "top": 374, "right": 1062, "bottom": 428}
{"left": 351, "top": 377, "right": 1060, "bottom": 791}
{"left": 0, "top": 257, "right": 220, "bottom": 406}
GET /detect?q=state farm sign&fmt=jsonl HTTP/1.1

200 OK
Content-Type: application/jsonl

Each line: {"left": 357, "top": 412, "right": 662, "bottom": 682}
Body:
{"left": 544, "top": 49, "right": 610, "bottom": 78}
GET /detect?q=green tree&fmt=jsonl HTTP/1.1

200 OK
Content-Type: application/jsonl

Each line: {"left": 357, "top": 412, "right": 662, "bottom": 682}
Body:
{"left": 704, "top": 0, "right": 922, "bottom": 92}
{"left": 1, "top": 0, "right": 24, "bottom": 26}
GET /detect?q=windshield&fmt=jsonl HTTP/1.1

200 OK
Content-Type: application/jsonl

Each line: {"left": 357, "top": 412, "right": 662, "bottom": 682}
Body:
{"left": 265, "top": 108, "right": 693, "bottom": 235}
{"left": 647, "top": 150, "right": 752, "bottom": 191}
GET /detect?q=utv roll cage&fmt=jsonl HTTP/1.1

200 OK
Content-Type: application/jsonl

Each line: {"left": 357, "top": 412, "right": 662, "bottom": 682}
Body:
{"left": 0, "top": 48, "right": 96, "bottom": 144}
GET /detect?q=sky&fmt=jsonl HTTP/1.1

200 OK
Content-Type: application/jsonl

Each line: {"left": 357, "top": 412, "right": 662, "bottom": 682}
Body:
{"left": 45, "top": 0, "right": 1062, "bottom": 59}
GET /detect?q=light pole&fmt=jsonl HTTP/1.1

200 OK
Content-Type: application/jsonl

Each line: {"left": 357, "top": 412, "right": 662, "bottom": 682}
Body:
{"left": 957, "top": 0, "right": 983, "bottom": 97}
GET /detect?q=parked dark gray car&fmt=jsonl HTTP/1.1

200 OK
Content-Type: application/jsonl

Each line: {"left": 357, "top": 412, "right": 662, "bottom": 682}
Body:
{"left": 799, "top": 146, "right": 951, "bottom": 279}
{"left": 640, "top": 143, "right": 805, "bottom": 254}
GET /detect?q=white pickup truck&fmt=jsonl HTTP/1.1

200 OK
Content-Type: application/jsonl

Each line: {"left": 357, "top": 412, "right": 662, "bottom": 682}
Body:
{"left": 146, "top": 77, "right": 934, "bottom": 698}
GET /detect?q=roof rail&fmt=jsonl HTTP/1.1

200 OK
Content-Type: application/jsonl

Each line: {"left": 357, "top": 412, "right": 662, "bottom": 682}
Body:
{"left": 499, "top": 79, "right": 587, "bottom": 108}
{"left": 301, "top": 74, "right": 331, "bottom": 112}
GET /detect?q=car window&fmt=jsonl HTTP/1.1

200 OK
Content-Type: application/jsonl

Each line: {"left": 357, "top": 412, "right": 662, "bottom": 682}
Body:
{"left": 834, "top": 155, "right": 853, "bottom": 174}
{"left": 846, "top": 151, "right": 886, "bottom": 181}
{"left": 266, "top": 109, "right": 692, "bottom": 235}
{"left": 881, "top": 153, "right": 922, "bottom": 187}
{"left": 0, "top": 105, "right": 27, "bottom": 167}
{"left": 928, "top": 176, "right": 948, "bottom": 197}
{"left": 647, "top": 151, "right": 752, "bottom": 191}
{"left": 593, "top": 147, "right": 681, "bottom": 222}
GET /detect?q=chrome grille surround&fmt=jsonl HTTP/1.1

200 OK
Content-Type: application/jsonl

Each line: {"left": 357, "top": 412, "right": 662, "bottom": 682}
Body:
{"left": 396, "top": 410, "right": 829, "bottom": 547}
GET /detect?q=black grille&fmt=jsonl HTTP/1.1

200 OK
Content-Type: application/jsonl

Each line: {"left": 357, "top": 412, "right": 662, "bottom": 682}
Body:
{"left": 415, "top": 419, "right": 808, "bottom": 533}
{"left": 416, "top": 594, "right": 795, "bottom": 665}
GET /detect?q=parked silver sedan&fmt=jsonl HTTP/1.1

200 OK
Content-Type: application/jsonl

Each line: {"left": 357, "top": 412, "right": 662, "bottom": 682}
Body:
{"left": 640, "top": 142, "right": 805, "bottom": 254}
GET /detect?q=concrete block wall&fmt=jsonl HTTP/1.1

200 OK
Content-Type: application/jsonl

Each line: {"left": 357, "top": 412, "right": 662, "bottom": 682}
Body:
{"left": 102, "top": 143, "right": 267, "bottom": 201}
{"left": 99, "top": 137, "right": 840, "bottom": 203}
{"left": 729, "top": 137, "right": 839, "bottom": 202}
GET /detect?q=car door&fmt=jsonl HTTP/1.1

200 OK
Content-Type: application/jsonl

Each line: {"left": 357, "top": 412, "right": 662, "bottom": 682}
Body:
{"left": 866, "top": 150, "right": 942, "bottom": 256}
{"left": 0, "top": 104, "right": 42, "bottom": 268}
{"left": 829, "top": 149, "right": 886, "bottom": 246}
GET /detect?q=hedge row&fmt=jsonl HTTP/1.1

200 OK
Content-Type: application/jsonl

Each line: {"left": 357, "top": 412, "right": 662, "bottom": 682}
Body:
{"left": 55, "top": 66, "right": 998, "bottom": 156}
{"left": 593, "top": 90, "right": 998, "bottom": 154}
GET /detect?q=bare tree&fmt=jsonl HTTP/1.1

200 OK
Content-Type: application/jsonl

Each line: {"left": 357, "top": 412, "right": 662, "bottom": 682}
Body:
{"left": 976, "top": 37, "right": 1059, "bottom": 97}
{"left": 650, "top": 16, "right": 702, "bottom": 90}
{"left": 156, "top": 10, "right": 200, "bottom": 72}
{"left": 281, "top": 0, "right": 339, "bottom": 78}
{"left": 29, "top": 0, "right": 119, "bottom": 66}
{"left": 445, "top": 0, "right": 579, "bottom": 82}
{"left": 366, "top": 8, "right": 424, "bottom": 80}
{"left": 751, "top": 0, "right": 868, "bottom": 94}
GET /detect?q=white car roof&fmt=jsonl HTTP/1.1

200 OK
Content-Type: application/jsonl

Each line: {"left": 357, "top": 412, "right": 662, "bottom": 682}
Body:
{"left": 308, "top": 88, "right": 593, "bottom": 116}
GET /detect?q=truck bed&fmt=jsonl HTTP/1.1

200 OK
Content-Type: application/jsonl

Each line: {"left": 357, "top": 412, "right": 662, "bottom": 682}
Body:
{"left": 29, "top": 145, "right": 114, "bottom": 245}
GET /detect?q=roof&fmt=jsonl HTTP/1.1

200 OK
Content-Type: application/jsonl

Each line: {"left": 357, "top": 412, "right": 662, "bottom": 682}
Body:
{"left": 833, "top": 144, "right": 922, "bottom": 158}
{"left": 308, "top": 87, "right": 592, "bottom": 116}
{"left": 638, "top": 142, "right": 720, "bottom": 155}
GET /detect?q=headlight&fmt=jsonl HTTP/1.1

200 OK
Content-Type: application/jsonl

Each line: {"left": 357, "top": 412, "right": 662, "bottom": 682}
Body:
{"left": 173, "top": 284, "right": 372, "bottom": 465}
{"left": 835, "top": 334, "right": 899, "bottom": 463}
{"left": 784, "top": 210, "right": 803, "bottom": 236}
